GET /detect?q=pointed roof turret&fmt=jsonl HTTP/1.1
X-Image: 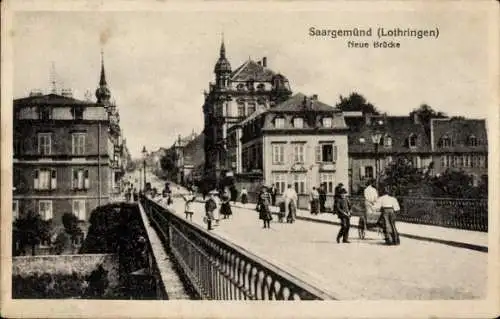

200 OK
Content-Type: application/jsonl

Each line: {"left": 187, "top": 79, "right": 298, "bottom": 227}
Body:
{"left": 214, "top": 34, "right": 232, "bottom": 74}
{"left": 95, "top": 50, "right": 111, "bottom": 105}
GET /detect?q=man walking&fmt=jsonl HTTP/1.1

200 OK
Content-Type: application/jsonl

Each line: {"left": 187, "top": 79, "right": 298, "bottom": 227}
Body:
{"left": 375, "top": 187, "right": 401, "bottom": 245}
{"left": 335, "top": 188, "right": 351, "bottom": 243}
{"left": 310, "top": 187, "right": 320, "bottom": 215}
{"left": 283, "top": 184, "right": 298, "bottom": 223}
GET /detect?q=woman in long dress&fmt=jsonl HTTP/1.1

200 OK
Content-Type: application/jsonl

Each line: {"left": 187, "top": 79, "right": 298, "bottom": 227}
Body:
{"left": 220, "top": 189, "right": 233, "bottom": 219}
{"left": 259, "top": 186, "right": 273, "bottom": 229}
{"left": 374, "top": 187, "right": 401, "bottom": 245}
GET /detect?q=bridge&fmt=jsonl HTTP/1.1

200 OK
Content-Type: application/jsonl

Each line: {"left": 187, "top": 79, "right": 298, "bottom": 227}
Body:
{"left": 128, "top": 172, "right": 488, "bottom": 301}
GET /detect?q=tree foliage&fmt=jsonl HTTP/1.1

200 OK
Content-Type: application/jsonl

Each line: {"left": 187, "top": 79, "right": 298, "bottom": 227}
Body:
{"left": 409, "top": 104, "right": 447, "bottom": 137}
{"left": 335, "top": 92, "right": 380, "bottom": 115}
{"left": 160, "top": 149, "right": 179, "bottom": 179}
{"left": 380, "top": 156, "right": 427, "bottom": 197}
{"left": 13, "top": 211, "right": 52, "bottom": 256}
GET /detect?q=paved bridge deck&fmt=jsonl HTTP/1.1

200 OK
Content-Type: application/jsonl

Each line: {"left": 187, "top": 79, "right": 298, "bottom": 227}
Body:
{"left": 151, "top": 197, "right": 487, "bottom": 300}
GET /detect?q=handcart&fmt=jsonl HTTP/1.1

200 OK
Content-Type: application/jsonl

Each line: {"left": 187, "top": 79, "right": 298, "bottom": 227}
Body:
{"left": 358, "top": 208, "right": 383, "bottom": 239}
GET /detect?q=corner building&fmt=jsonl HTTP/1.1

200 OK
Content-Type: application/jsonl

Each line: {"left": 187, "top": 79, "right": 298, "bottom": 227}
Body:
{"left": 202, "top": 39, "right": 292, "bottom": 188}
{"left": 12, "top": 57, "right": 125, "bottom": 226}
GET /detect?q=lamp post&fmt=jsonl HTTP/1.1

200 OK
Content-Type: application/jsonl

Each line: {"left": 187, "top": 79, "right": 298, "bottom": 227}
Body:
{"left": 142, "top": 146, "right": 147, "bottom": 192}
{"left": 371, "top": 129, "right": 383, "bottom": 191}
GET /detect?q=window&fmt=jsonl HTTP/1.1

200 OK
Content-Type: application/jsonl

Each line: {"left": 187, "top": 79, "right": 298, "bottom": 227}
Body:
{"left": 440, "top": 136, "right": 452, "bottom": 148}
{"left": 274, "top": 117, "right": 285, "bottom": 128}
{"left": 441, "top": 155, "right": 452, "bottom": 168}
{"left": 364, "top": 166, "right": 374, "bottom": 179}
{"left": 471, "top": 155, "right": 479, "bottom": 168}
{"left": 39, "top": 200, "right": 53, "bottom": 220}
{"left": 73, "top": 107, "right": 84, "bottom": 120}
{"left": 293, "top": 173, "right": 306, "bottom": 194}
{"left": 237, "top": 84, "right": 245, "bottom": 91}
{"left": 247, "top": 103, "right": 256, "bottom": 116}
{"left": 316, "top": 143, "right": 337, "bottom": 163}
{"left": 38, "top": 133, "right": 52, "bottom": 155}
{"left": 257, "top": 83, "right": 265, "bottom": 91}
{"left": 215, "top": 104, "right": 223, "bottom": 117}
{"left": 34, "top": 169, "right": 57, "bottom": 190}
{"left": 13, "top": 200, "right": 19, "bottom": 220}
{"left": 39, "top": 106, "right": 52, "bottom": 120}
{"left": 237, "top": 103, "right": 245, "bottom": 117}
{"left": 384, "top": 136, "right": 392, "bottom": 147}
{"left": 479, "top": 155, "right": 486, "bottom": 168}
{"left": 14, "top": 136, "right": 22, "bottom": 156}
{"left": 322, "top": 117, "right": 332, "bottom": 128}
{"left": 73, "top": 200, "right": 86, "bottom": 221}
{"left": 412, "top": 156, "right": 422, "bottom": 168}
{"left": 293, "top": 143, "right": 305, "bottom": 163}
{"left": 468, "top": 135, "right": 478, "bottom": 147}
{"left": 272, "top": 143, "right": 285, "bottom": 165}
{"left": 320, "top": 173, "right": 335, "bottom": 193}
{"left": 293, "top": 118, "right": 304, "bottom": 128}
{"left": 272, "top": 173, "right": 287, "bottom": 194}
{"left": 72, "top": 133, "right": 86, "bottom": 155}
{"left": 72, "top": 168, "right": 90, "bottom": 190}
{"left": 408, "top": 134, "right": 417, "bottom": 148}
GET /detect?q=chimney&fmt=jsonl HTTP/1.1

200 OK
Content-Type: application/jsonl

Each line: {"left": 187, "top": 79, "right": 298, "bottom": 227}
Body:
{"left": 311, "top": 94, "right": 318, "bottom": 101}
{"left": 257, "top": 61, "right": 262, "bottom": 66}
{"left": 262, "top": 57, "right": 267, "bottom": 67}
{"left": 413, "top": 112, "right": 420, "bottom": 124}
{"left": 364, "top": 113, "right": 371, "bottom": 125}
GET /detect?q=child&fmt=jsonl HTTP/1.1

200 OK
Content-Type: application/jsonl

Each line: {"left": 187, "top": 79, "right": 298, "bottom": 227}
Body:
{"left": 183, "top": 191, "right": 195, "bottom": 221}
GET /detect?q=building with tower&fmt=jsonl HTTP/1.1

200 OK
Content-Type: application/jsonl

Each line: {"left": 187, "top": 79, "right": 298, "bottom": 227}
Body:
{"left": 202, "top": 38, "right": 292, "bottom": 189}
{"left": 12, "top": 54, "right": 126, "bottom": 237}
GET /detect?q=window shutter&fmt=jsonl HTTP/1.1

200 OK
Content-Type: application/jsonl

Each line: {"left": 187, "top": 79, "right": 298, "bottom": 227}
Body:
{"left": 360, "top": 166, "right": 365, "bottom": 178}
{"left": 333, "top": 145, "right": 338, "bottom": 162}
{"left": 73, "top": 169, "right": 78, "bottom": 189}
{"left": 34, "top": 170, "right": 39, "bottom": 189}
{"left": 315, "top": 146, "right": 321, "bottom": 162}
{"left": 51, "top": 169, "right": 57, "bottom": 189}
{"left": 84, "top": 170, "right": 90, "bottom": 189}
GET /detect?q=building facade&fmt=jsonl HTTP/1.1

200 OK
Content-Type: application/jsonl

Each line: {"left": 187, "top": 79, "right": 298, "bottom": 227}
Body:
{"left": 12, "top": 57, "right": 125, "bottom": 226}
{"left": 202, "top": 39, "right": 292, "bottom": 188}
{"left": 430, "top": 118, "right": 488, "bottom": 183}
{"left": 227, "top": 93, "right": 349, "bottom": 195}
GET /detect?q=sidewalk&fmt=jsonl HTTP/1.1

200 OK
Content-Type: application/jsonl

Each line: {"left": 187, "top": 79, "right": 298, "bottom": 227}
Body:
{"left": 194, "top": 198, "right": 488, "bottom": 252}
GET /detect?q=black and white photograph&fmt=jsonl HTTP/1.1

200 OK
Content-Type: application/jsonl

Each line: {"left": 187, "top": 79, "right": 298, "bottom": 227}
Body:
{"left": 1, "top": 1, "right": 498, "bottom": 318}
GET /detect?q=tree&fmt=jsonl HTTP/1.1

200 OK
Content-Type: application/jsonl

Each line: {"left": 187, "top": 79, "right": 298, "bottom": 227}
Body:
{"left": 409, "top": 104, "right": 447, "bottom": 136}
{"left": 335, "top": 92, "right": 380, "bottom": 115}
{"left": 430, "top": 170, "right": 483, "bottom": 198}
{"left": 53, "top": 213, "right": 84, "bottom": 254}
{"left": 380, "top": 156, "right": 429, "bottom": 197}
{"left": 13, "top": 211, "right": 52, "bottom": 256}
{"left": 160, "top": 149, "right": 179, "bottom": 180}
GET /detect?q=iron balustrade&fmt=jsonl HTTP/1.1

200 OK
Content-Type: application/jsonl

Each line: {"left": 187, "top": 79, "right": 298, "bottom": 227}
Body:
{"left": 140, "top": 197, "right": 335, "bottom": 300}
{"left": 244, "top": 192, "right": 487, "bottom": 232}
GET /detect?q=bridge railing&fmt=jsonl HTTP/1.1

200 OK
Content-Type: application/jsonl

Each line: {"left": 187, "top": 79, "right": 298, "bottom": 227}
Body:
{"left": 245, "top": 192, "right": 487, "bottom": 232}
{"left": 140, "top": 196, "right": 335, "bottom": 300}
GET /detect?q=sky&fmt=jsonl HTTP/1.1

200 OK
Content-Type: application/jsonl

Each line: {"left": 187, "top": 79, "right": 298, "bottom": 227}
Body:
{"left": 11, "top": 4, "right": 495, "bottom": 158}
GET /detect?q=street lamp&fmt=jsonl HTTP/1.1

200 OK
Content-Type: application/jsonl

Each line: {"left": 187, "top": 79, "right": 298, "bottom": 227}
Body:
{"left": 371, "top": 124, "right": 383, "bottom": 190}
{"left": 142, "top": 146, "right": 147, "bottom": 192}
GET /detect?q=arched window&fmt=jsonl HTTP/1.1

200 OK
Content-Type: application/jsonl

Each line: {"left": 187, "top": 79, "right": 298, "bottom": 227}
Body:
{"left": 408, "top": 134, "right": 417, "bottom": 148}
{"left": 468, "top": 135, "right": 478, "bottom": 147}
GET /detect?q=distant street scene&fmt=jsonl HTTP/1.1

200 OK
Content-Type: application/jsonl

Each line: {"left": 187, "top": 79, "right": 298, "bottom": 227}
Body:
{"left": 8, "top": 6, "right": 492, "bottom": 308}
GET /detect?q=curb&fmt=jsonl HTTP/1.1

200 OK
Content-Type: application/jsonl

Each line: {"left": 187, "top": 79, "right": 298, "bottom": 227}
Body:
{"left": 192, "top": 198, "right": 488, "bottom": 254}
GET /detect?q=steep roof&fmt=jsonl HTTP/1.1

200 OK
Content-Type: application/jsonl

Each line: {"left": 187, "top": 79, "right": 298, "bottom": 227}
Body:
{"left": 348, "top": 115, "right": 433, "bottom": 154}
{"left": 272, "top": 93, "right": 339, "bottom": 113}
{"left": 431, "top": 118, "right": 487, "bottom": 153}
{"left": 231, "top": 60, "right": 277, "bottom": 82}
{"left": 14, "top": 93, "right": 94, "bottom": 107}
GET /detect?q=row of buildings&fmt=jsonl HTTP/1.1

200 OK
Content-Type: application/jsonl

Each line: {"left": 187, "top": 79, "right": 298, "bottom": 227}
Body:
{"left": 12, "top": 55, "right": 129, "bottom": 227}
{"left": 161, "top": 40, "right": 488, "bottom": 196}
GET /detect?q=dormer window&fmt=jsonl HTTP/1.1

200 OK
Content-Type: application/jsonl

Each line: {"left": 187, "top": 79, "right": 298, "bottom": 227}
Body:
{"left": 408, "top": 134, "right": 417, "bottom": 148}
{"left": 72, "top": 107, "right": 84, "bottom": 120}
{"left": 293, "top": 117, "right": 304, "bottom": 128}
{"left": 440, "top": 136, "right": 452, "bottom": 148}
{"left": 322, "top": 117, "right": 333, "bottom": 128}
{"left": 274, "top": 117, "right": 285, "bottom": 128}
{"left": 38, "top": 106, "right": 52, "bottom": 120}
{"left": 468, "top": 135, "right": 478, "bottom": 147}
{"left": 384, "top": 136, "right": 392, "bottom": 147}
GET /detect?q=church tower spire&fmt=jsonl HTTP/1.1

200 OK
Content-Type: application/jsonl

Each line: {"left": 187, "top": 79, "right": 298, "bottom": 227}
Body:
{"left": 95, "top": 50, "right": 111, "bottom": 105}
{"left": 214, "top": 34, "right": 231, "bottom": 89}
